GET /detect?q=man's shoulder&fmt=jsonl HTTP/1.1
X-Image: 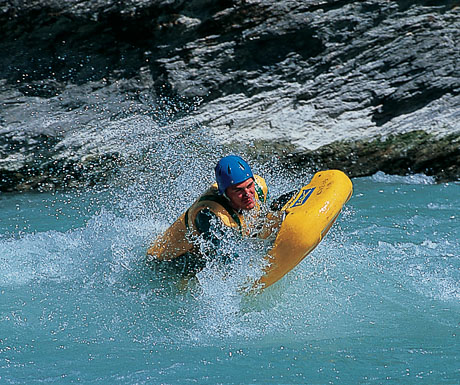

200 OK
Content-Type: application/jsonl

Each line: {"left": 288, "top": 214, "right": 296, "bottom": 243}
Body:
{"left": 189, "top": 187, "right": 228, "bottom": 218}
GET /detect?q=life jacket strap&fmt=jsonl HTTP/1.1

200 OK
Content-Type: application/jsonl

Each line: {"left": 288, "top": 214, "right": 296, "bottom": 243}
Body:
{"left": 254, "top": 180, "right": 266, "bottom": 203}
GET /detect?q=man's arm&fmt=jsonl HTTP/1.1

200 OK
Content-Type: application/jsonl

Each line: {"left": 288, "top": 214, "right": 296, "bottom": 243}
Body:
{"left": 195, "top": 209, "right": 225, "bottom": 246}
{"left": 270, "top": 190, "right": 299, "bottom": 211}
{"left": 194, "top": 208, "right": 239, "bottom": 264}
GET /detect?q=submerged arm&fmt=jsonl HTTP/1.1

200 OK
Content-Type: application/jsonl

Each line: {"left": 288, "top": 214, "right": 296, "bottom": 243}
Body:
{"left": 194, "top": 208, "right": 240, "bottom": 264}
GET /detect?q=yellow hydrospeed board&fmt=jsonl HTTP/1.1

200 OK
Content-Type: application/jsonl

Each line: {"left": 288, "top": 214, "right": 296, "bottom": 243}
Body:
{"left": 255, "top": 170, "right": 353, "bottom": 289}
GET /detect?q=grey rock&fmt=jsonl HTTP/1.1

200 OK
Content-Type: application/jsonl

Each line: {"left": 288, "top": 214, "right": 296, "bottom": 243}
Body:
{"left": 0, "top": 0, "right": 459, "bottom": 191}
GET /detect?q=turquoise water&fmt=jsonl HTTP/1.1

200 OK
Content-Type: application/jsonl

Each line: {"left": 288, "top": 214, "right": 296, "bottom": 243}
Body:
{"left": 1, "top": 166, "right": 458, "bottom": 384}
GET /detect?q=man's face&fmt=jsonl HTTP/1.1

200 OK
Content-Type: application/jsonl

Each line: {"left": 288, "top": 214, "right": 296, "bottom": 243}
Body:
{"left": 226, "top": 178, "right": 256, "bottom": 211}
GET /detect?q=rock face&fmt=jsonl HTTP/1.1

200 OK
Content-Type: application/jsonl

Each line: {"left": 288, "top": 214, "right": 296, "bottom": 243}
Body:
{"left": 0, "top": 0, "right": 459, "bottom": 191}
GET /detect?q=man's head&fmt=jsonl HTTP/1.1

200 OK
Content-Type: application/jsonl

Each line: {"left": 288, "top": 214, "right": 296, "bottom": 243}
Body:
{"left": 215, "top": 155, "right": 256, "bottom": 210}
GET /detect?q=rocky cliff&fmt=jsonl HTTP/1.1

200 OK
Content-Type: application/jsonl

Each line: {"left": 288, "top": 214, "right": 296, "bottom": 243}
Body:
{"left": 1, "top": 0, "right": 459, "bottom": 192}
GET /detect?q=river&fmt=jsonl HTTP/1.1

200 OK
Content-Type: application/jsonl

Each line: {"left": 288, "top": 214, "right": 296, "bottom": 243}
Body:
{"left": 1, "top": 114, "right": 458, "bottom": 383}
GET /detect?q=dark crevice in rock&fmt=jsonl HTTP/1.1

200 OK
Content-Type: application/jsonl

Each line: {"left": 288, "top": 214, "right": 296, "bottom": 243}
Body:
{"left": 395, "top": 0, "right": 459, "bottom": 12}
{"left": 372, "top": 87, "right": 458, "bottom": 126}
{"left": 195, "top": 1, "right": 261, "bottom": 36}
{"left": 306, "top": 0, "right": 366, "bottom": 13}
{"left": 0, "top": 10, "right": 145, "bottom": 86}
{"left": 227, "top": 29, "right": 325, "bottom": 72}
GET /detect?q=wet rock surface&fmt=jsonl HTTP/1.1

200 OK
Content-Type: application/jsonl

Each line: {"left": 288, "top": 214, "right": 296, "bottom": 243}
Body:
{"left": 0, "top": 0, "right": 459, "bottom": 191}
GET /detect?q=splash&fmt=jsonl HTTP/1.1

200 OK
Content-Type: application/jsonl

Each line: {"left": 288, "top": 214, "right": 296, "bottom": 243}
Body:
{"left": 2, "top": 92, "right": 458, "bottom": 352}
{"left": 370, "top": 171, "right": 435, "bottom": 185}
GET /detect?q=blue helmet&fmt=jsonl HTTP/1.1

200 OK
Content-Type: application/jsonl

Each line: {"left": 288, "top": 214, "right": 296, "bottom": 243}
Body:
{"left": 215, "top": 155, "right": 254, "bottom": 195}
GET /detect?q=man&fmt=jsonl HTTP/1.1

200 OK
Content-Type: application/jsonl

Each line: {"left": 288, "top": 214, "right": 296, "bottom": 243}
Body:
{"left": 147, "top": 155, "right": 281, "bottom": 275}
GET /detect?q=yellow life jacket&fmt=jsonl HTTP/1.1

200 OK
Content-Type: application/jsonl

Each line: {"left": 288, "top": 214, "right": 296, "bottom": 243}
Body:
{"left": 146, "top": 175, "right": 268, "bottom": 261}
